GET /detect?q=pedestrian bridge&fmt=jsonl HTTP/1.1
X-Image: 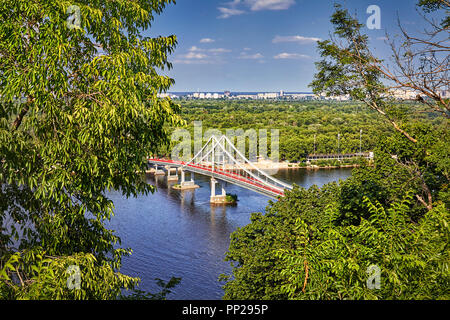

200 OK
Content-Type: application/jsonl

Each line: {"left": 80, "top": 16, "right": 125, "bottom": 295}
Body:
{"left": 148, "top": 135, "right": 293, "bottom": 201}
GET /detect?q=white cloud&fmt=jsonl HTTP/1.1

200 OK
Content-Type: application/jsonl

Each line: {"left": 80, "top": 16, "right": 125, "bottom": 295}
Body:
{"left": 188, "top": 46, "right": 204, "bottom": 52}
{"left": 208, "top": 48, "right": 232, "bottom": 54}
{"left": 218, "top": 6, "right": 245, "bottom": 19}
{"left": 188, "top": 46, "right": 231, "bottom": 54}
{"left": 218, "top": 0, "right": 295, "bottom": 18}
{"left": 274, "top": 52, "right": 310, "bottom": 59}
{"left": 247, "top": 0, "right": 295, "bottom": 11}
{"left": 181, "top": 52, "right": 208, "bottom": 59}
{"left": 174, "top": 45, "right": 231, "bottom": 64}
{"left": 200, "top": 38, "right": 215, "bottom": 43}
{"left": 239, "top": 52, "right": 264, "bottom": 59}
{"left": 272, "top": 35, "right": 322, "bottom": 44}
{"left": 173, "top": 59, "right": 215, "bottom": 65}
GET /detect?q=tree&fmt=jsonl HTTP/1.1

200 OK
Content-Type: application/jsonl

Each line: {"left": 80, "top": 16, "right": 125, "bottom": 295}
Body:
{"left": 221, "top": 184, "right": 341, "bottom": 300}
{"left": 222, "top": 186, "right": 449, "bottom": 300}
{"left": 311, "top": 2, "right": 449, "bottom": 140}
{"left": 0, "top": 0, "right": 182, "bottom": 299}
{"left": 310, "top": 2, "right": 449, "bottom": 212}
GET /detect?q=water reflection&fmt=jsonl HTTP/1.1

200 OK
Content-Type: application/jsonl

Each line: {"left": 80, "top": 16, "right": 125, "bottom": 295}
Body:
{"left": 106, "top": 168, "right": 352, "bottom": 299}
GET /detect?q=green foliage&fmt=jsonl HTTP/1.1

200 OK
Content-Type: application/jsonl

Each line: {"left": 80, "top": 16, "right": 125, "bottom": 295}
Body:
{"left": 274, "top": 196, "right": 449, "bottom": 300}
{"left": 226, "top": 193, "right": 238, "bottom": 203}
{"left": 119, "top": 277, "right": 182, "bottom": 300}
{"left": 221, "top": 183, "right": 341, "bottom": 299}
{"left": 0, "top": 0, "right": 182, "bottom": 299}
{"left": 418, "top": 0, "right": 450, "bottom": 27}
{"left": 0, "top": 249, "right": 138, "bottom": 299}
{"left": 222, "top": 185, "right": 449, "bottom": 300}
{"left": 310, "top": 4, "right": 385, "bottom": 102}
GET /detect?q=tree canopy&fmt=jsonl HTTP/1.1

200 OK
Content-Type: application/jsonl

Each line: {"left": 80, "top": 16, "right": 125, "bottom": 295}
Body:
{"left": 0, "top": 0, "right": 182, "bottom": 299}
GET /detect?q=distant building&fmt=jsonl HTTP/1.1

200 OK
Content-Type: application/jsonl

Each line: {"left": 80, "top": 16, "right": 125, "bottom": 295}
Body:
{"left": 390, "top": 89, "right": 417, "bottom": 100}
{"left": 224, "top": 91, "right": 231, "bottom": 97}
{"left": 257, "top": 92, "right": 279, "bottom": 99}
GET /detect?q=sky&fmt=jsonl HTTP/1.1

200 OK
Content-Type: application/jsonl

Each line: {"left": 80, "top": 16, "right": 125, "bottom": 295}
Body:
{"left": 145, "top": 0, "right": 435, "bottom": 92}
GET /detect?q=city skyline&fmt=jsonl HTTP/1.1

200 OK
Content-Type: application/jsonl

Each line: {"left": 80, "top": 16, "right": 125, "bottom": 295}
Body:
{"left": 146, "top": 0, "right": 437, "bottom": 92}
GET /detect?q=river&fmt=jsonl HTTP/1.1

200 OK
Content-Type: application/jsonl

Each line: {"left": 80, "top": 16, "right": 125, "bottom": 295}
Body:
{"left": 106, "top": 168, "right": 353, "bottom": 300}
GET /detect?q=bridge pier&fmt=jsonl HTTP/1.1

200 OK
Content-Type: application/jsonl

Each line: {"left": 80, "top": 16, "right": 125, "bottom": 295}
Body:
{"left": 153, "top": 164, "right": 165, "bottom": 176}
{"left": 172, "top": 168, "right": 199, "bottom": 190}
{"left": 166, "top": 166, "right": 179, "bottom": 181}
{"left": 210, "top": 178, "right": 227, "bottom": 204}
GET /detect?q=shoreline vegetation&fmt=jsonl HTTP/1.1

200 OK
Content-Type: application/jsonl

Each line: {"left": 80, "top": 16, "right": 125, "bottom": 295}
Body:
{"left": 249, "top": 160, "right": 369, "bottom": 170}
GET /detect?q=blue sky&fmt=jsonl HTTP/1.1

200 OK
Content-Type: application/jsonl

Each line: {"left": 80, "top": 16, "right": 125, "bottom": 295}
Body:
{"left": 146, "top": 0, "right": 433, "bottom": 92}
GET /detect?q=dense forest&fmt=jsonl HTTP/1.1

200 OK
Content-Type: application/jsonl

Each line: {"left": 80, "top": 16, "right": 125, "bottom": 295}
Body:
{"left": 161, "top": 99, "right": 445, "bottom": 164}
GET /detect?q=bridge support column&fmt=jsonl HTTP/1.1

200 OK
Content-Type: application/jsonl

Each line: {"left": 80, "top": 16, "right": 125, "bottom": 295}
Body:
{"left": 210, "top": 178, "right": 216, "bottom": 197}
{"left": 210, "top": 178, "right": 227, "bottom": 204}
{"left": 167, "top": 166, "right": 179, "bottom": 181}
{"left": 172, "top": 168, "right": 199, "bottom": 190}
{"left": 221, "top": 185, "right": 226, "bottom": 197}
{"left": 154, "top": 164, "right": 165, "bottom": 176}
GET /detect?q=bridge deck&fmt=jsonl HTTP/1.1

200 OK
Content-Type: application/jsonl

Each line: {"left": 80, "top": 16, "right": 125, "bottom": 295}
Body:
{"left": 148, "top": 159, "right": 285, "bottom": 199}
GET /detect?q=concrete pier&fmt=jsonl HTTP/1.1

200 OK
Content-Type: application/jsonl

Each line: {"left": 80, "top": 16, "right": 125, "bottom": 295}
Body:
{"left": 166, "top": 166, "right": 179, "bottom": 181}
{"left": 210, "top": 178, "right": 228, "bottom": 204}
{"left": 172, "top": 169, "right": 199, "bottom": 190}
{"left": 153, "top": 164, "right": 165, "bottom": 175}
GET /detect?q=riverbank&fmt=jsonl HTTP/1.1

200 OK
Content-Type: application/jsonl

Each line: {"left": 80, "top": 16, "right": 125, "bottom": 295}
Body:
{"left": 225, "top": 160, "right": 366, "bottom": 170}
